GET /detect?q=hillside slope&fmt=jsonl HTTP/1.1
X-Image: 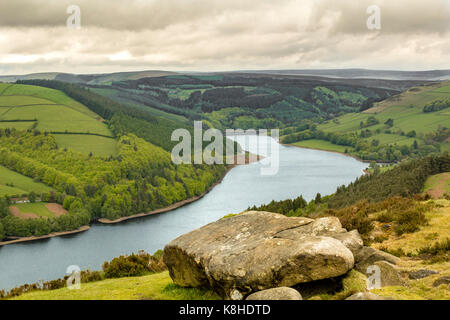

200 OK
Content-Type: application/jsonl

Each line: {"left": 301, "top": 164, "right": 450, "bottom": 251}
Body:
{"left": 0, "top": 83, "right": 117, "bottom": 157}
{"left": 283, "top": 82, "right": 450, "bottom": 162}
{"left": 0, "top": 70, "right": 178, "bottom": 85}
{"left": 90, "top": 74, "right": 398, "bottom": 130}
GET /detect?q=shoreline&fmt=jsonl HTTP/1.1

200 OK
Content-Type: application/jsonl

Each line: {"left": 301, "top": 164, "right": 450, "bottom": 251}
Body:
{"left": 284, "top": 142, "right": 396, "bottom": 167}
{"left": 98, "top": 154, "right": 261, "bottom": 224}
{"left": 97, "top": 166, "right": 235, "bottom": 224}
{"left": 282, "top": 142, "right": 372, "bottom": 175}
{"left": 0, "top": 153, "right": 261, "bottom": 246}
{"left": 282, "top": 142, "right": 370, "bottom": 164}
{"left": 0, "top": 226, "right": 90, "bottom": 247}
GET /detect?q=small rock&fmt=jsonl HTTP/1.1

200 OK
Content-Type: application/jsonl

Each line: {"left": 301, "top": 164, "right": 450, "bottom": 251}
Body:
{"left": 372, "top": 261, "right": 403, "bottom": 287}
{"left": 246, "top": 287, "right": 302, "bottom": 300}
{"left": 433, "top": 276, "right": 450, "bottom": 288}
{"left": 408, "top": 269, "right": 438, "bottom": 280}
{"left": 230, "top": 289, "right": 244, "bottom": 300}
{"left": 355, "top": 247, "right": 400, "bottom": 273}
{"left": 346, "top": 292, "right": 395, "bottom": 300}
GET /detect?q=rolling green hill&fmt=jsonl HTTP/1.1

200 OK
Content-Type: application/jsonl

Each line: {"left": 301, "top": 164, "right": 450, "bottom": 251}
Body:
{"left": 0, "top": 83, "right": 116, "bottom": 157}
{"left": 0, "top": 70, "right": 179, "bottom": 85}
{"left": 283, "top": 82, "right": 450, "bottom": 161}
{"left": 320, "top": 83, "right": 450, "bottom": 136}
{"left": 90, "top": 74, "right": 397, "bottom": 130}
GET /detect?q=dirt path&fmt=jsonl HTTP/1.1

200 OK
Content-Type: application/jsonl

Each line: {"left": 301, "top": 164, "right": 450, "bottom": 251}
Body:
{"left": 45, "top": 203, "right": 68, "bottom": 217}
{"left": 0, "top": 226, "right": 90, "bottom": 246}
{"left": 427, "top": 173, "right": 450, "bottom": 199}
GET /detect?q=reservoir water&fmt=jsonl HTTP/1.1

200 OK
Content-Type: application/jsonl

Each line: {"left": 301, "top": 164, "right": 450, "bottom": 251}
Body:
{"left": 0, "top": 136, "right": 367, "bottom": 291}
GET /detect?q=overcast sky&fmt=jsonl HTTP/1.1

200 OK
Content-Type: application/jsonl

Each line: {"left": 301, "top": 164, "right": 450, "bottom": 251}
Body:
{"left": 0, "top": 0, "right": 449, "bottom": 75}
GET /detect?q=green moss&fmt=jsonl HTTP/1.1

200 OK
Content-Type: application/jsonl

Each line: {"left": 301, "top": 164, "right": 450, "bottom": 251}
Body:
{"left": 319, "top": 270, "right": 367, "bottom": 300}
{"left": 221, "top": 213, "right": 238, "bottom": 220}
{"left": 372, "top": 281, "right": 450, "bottom": 301}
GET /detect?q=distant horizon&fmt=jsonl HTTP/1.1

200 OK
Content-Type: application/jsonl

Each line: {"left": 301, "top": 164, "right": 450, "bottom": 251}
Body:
{"left": 2, "top": 67, "right": 450, "bottom": 77}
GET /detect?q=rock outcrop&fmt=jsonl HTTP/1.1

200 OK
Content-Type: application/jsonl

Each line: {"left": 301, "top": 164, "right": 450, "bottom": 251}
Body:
{"left": 246, "top": 287, "right": 302, "bottom": 300}
{"left": 163, "top": 211, "right": 357, "bottom": 299}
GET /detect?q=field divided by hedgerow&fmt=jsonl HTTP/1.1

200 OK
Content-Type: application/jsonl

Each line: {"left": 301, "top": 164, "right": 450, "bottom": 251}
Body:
{"left": 0, "top": 83, "right": 117, "bottom": 156}
{"left": 0, "top": 165, "right": 53, "bottom": 197}
{"left": 316, "top": 82, "right": 450, "bottom": 150}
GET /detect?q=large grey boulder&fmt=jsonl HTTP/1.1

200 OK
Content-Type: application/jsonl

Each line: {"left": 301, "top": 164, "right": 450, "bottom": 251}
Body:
{"left": 163, "top": 211, "right": 355, "bottom": 299}
{"left": 246, "top": 287, "right": 302, "bottom": 300}
{"left": 330, "top": 230, "right": 364, "bottom": 256}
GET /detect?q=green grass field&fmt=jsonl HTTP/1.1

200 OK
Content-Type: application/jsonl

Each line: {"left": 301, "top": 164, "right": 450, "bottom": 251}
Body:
{"left": 54, "top": 134, "right": 119, "bottom": 157}
{"left": 315, "top": 82, "right": 450, "bottom": 150}
{"left": 0, "top": 95, "right": 55, "bottom": 106}
{"left": 0, "top": 84, "right": 118, "bottom": 156}
{"left": 1, "top": 84, "right": 100, "bottom": 118}
{"left": 0, "top": 165, "right": 53, "bottom": 196}
{"left": 11, "top": 202, "right": 56, "bottom": 219}
{"left": 1, "top": 105, "right": 112, "bottom": 135}
{"left": 12, "top": 271, "right": 219, "bottom": 300}
{"left": 292, "top": 139, "right": 351, "bottom": 153}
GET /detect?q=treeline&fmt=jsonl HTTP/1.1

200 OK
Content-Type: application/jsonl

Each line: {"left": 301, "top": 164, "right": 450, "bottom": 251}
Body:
{"left": 200, "top": 87, "right": 284, "bottom": 111}
{"left": 114, "top": 88, "right": 202, "bottom": 120}
{"left": 328, "top": 154, "right": 450, "bottom": 208}
{"left": 423, "top": 98, "right": 450, "bottom": 113}
{"left": 248, "top": 195, "right": 309, "bottom": 215}
{"left": 359, "top": 116, "right": 379, "bottom": 128}
{"left": 281, "top": 126, "right": 356, "bottom": 147}
{"left": 1, "top": 210, "right": 90, "bottom": 238}
{"left": 108, "top": 113, "right": 190, "bottom": 152}
{"left": 281, "top": 125, "right": 444, "bottom": 162}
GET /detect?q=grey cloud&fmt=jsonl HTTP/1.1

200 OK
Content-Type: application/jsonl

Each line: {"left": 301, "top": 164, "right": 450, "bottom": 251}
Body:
{"left": 0, "top": 0, "right": 280, "bottom": 30}
{"left": 310, "top": 0, "right": 450, "bottom": 35}
{"left": 0, "top": 0, "right": 449, "bottom": 74}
